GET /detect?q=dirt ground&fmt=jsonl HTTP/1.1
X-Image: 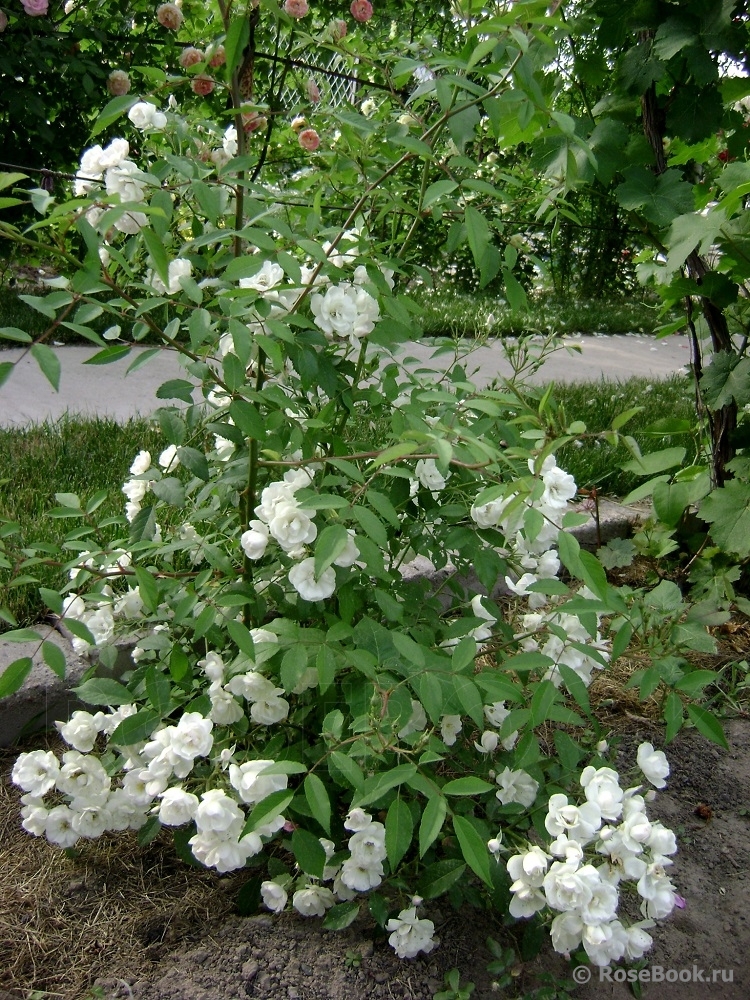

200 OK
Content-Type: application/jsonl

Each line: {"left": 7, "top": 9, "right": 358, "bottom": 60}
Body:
{"left": 2, "top": 719, "right": 749, "bottom": 1000}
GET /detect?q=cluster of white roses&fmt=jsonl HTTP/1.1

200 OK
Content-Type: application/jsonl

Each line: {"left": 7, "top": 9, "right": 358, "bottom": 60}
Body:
{"left": 74, "top": 137, "right": 149, "bottom": 235}
{"left": 259, "top": 808, "right": 438, "bottom": 960}
{"left": 471, "top": 455, "right": 610, "bottom": 689}
{"left": 11, "top": 711, "right": 294, "bottom": 874}
{"left": 241, "top": 467, "right": 359, "bottom": 603}
{"left": 497, "top": 744, "right": 677, "bottom": 967}
{"left": 121, "top": 446, "right": 178, "bottom": 523}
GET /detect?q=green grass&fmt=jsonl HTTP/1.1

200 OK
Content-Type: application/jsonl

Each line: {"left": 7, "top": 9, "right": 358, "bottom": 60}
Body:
{"left": 0, "top": 417, "right": 164, "bottom": 627}
{"left": 551, "top": 374, "right": 699, "bottom": 497}
{"left": 412, "top": 286, "right": 672, "bottom": 339}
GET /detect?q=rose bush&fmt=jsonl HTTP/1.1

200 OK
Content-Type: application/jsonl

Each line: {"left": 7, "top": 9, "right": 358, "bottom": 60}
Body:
{"left": 0, "top": 0, "right": 725, "bottom": 972}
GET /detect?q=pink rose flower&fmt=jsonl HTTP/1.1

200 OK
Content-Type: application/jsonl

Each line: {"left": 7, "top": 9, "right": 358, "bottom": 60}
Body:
{"left": 283, "top": 0, "right": 309, "bottom": 17}
{"left": 191, "top": 74, "right": 215, "bottom": 97}
{"left": 306, "top": 77, "right": 320, "bottom": 103}
{"left": 0, "top": 10, "right": 9, "bottom": 31}
{"left": 156, "top": 2, "right": 183, "bottom": 30}
{"left": 106, "top": 70, "right": 131, "bottom": 97}
{"left": 298, "top": 128, "right": 320, "bottom": 152}
{"left": 179, "top": 47, "right": 204, "bottom": 69}
{"left": 22, "top": 0, "right": 49, "bottom": 15}
{"left": 243, "top": 111, "right": 266, "bottom": 133}
{"left": 331, "top": 19, "right": 347, "bottom": 40}
{"left": 350, "top": 0, "right": 372, "bottom": 23}
{"left": 208, "top": 45, "right": 226, "bottom": 68}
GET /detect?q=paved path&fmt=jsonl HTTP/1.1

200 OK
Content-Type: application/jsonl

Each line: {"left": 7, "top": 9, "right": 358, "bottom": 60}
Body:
{"left": 0, "top": 333, "right": 693, "bottom": 427}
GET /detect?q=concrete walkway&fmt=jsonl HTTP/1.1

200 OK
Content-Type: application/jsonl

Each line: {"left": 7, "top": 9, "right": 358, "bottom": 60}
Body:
{"left": 0, "top": 333, "right": 692, "bottom": 426}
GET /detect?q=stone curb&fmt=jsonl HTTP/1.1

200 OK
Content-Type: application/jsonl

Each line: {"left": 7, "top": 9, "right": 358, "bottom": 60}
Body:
{"left": 0, "top": 500, "right": 646, "bottom": 747}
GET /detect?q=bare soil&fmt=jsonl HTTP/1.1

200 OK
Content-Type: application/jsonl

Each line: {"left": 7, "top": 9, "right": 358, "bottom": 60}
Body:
{"left": 2, "top": 719, "right": 750, "bottom": 1000}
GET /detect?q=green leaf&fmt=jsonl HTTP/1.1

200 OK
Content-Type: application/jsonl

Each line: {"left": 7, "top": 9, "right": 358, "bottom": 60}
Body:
{"left": 109, "top": 707, "right": 160, "bottom": 745}
{"left": 145, "top": 667, "right": 172, "bottom": 715}
{"left": 177, "top": 446, "right": 210, "bottom": 481}
{"left": 304, "top": 773, "right": 331, "bottom": 835}
{"left": 30, "top": 344, "right": 61, "bottom": 391}
{"left": 329, "top": 751, "right": 364, "bottom": 791}
{"left": 615, "top": 167, "right": 693, "bottom": 229}
{"left": 0, "top": 361, "right": 14, "bottom": 389}
{"left": 243, "top": 789, "right": 295, "bottom": 835}
{"left": 41, "top": 640, "right": 67, "bottom": 680}
{"left": 416, "top": 858, "right": 466, "bottom": 899}
{"left": 352, "top": 764, "right": 418, "bottom": 808}
{"left": 73, "top": 677, "right": 132, "bottom": 706}
{"left": 0, "top": 657, "right": 33, "bottom": 697}
{"left": 621, "top": 447, "right": 686, "bottom": 476}
{"left": 91, "top": 95, "right": 138, "bottom": 136}
{"left": 134, "top": 565, "right": 160, "bottom": 613}
{"left": 323, "top": 902, "right": 360, "bottom": 930}
{"left": 529, "top": 680, "right": 560, "bottom": 727}
{"left": 663, "top": 691, "right": 684, "bottom": 743}
{"left": 314, "top": 524, "right": 351, "bottom": 579}
{"left": 230, "top": 399, "right": 265, "bottom": 439}
{"left": 700, "top": 352, "right": 750, "bottom": 410}
{"left": 453, "top": 675, "right": 484, "bottom": 728}
{"left": 2, "top": 628, "right": 42, "bottom": 643}
{"left": 224, "top": 15, "right": 251, "bottom": 77}
{"left": 350, "top": 505, "right": 388, "bottom": 548}
{"left": 442, "top": 778, "right": 495, "bottom": 796}
{"left": 453, "top": 815, "right": 493, "bottom": 887}
{"left": 686, "top": 704, "right": 728, "bottom": 749}
{"left": 385, "top": 797, "right": 414, "bottom": 870}
{"left": 156, "top": 379, "right": 195, "bottom": 403}
{"left": 291, "top": 827, "right": 326, "bottom": 878}
{"left": 701, "top": 480, "right": 750, "bottom": 558}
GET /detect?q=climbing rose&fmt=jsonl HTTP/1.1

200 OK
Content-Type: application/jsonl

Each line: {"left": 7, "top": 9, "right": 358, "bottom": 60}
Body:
{"left": 283, "top": 0, "right": 309, "bottom": 16}
{"left": 22, "top": 0, "right": 48, "bottom": 14}
{"left": 106, "top": 70, "right": 131, "bottom": 97}
{"left": 191, "top": 74, "right": 215, "bottom": 97}
{"left": 208, "top": 45, "right": 226, "bottom": 68}
{"left": 156, "top": 2, "right": 183, "bottom": 30}
{"left": 350, "top": 0, "right": 373, "bottom": 22}
{"left": 331, "top": 18, "right": 347, "bottom": 40}
{"left": 179, "top": 47, "right": 204, "bottom": 69}
{"left": 298, "top": 128, "right": 320, "bottom": 152}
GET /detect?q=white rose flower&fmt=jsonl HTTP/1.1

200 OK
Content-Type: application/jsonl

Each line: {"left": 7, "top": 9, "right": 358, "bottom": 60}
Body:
{"left": 159, "top": 786, "right": 199, "bottom": 826}
{"left": 170, "top": 712, "right": 214, "bottom": 762}
{"left": 414, "top": 458, "right": 447, "bottom": 492}
{"left": 12, "top": 750, "right": 60, "bottom": 796}
{"left": 209, "top": 683, "right": 245, "bottom": 725}
{"left": 348, "top": 822, "right": 386, "bottom": 866}
{"left": 292, "top": 885, "right": 335, "bottom": 917}
{"left": 440, "top": 714, "right": 462, "bottom": 746}
{"left": 344, "top": 808, "right": 372, "bottom": 832}
{"left": 288, "top": 558, "right": 336, "bottom": 601}
{"left": 310, "top": 284, "right": 359, "bottom": 338}
{"left": 250, "top": 692, "right": 289, "bottom": 726}
{"left": 223, "top": 125, "right": 238, "bottom": 157}
{"left": 150, "top": 258, "right": 192, "bottom": 296}
{"left": 158, "top": 444, "right": 179, "bottom": 472}
{"left": 198, "top": 651, "right": 225, "bottom": 683}
{"left": 340, "top": 858, "right": 384, "bottom": 891}
{"left": 386, "top": 907, "right": 437, "bottom": 959}
{"left": 545, "top": 793, "right": 602, "bottom": 844}
{"left": 194, "top": 788, "right": 244, "bottom": 835}
{"left": 21, "top": 795, "right": 50, "bottom": 836}
{"left": 261, "top": 880, "right": 288, "bottom": 913}
{"left": 543, "top": 860, "right": 601, "bottom": 912}
{"left": 475, "top": 730, "right": 499, "bottom": 754}
{"left": 541, "top": 465, "right": 577, "bottom": 508}
{"left": 241, "top": 520, "right": 270, "bottom": 560}
{"left": 495, "top": 767, "right": 539, "bottom": 808}
{"left": 240, "top": 260, "right": 284, "bottom": 293}
{"left": 229, "top": 760, "right": 288, "bottom": 805}
{"left": 624, "top": 921, "right": 654, "bottom": 960}
{"left": 56, "top": 711, "right": 103, "bottom": 753}
{"left": 398, "top": 699, "right": 428, "bottom": 739}
{"left": 582, "top": 919, "right": 628, "bottom": 967}
{"left": 56, "top": 751, "right": 111, "bottom": 804}
{"left": 267, "top": 500, "right": 317, "bottom": 551}
{"left": 333, "top": 529, "right": 359, "bottom": 568}
{"left": 550, "top": 911, "right": 585, "bottom": 955}
{"left": 580, "top": 765, "right": 624, "bottom": 821}
{"left": 636, "top": 742, "right": 670, "bottom": 788}
{"left": 189, "top": 831, "right": 263, "bottom": 873}
{"left": 130, "top": 450, "right": 152, "bottom": 475}
{"left": 128, "top": 101, "right": 167, "bottom": 130}
{"left": 45, "top": 805, "right": 80, "bottom": 848}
